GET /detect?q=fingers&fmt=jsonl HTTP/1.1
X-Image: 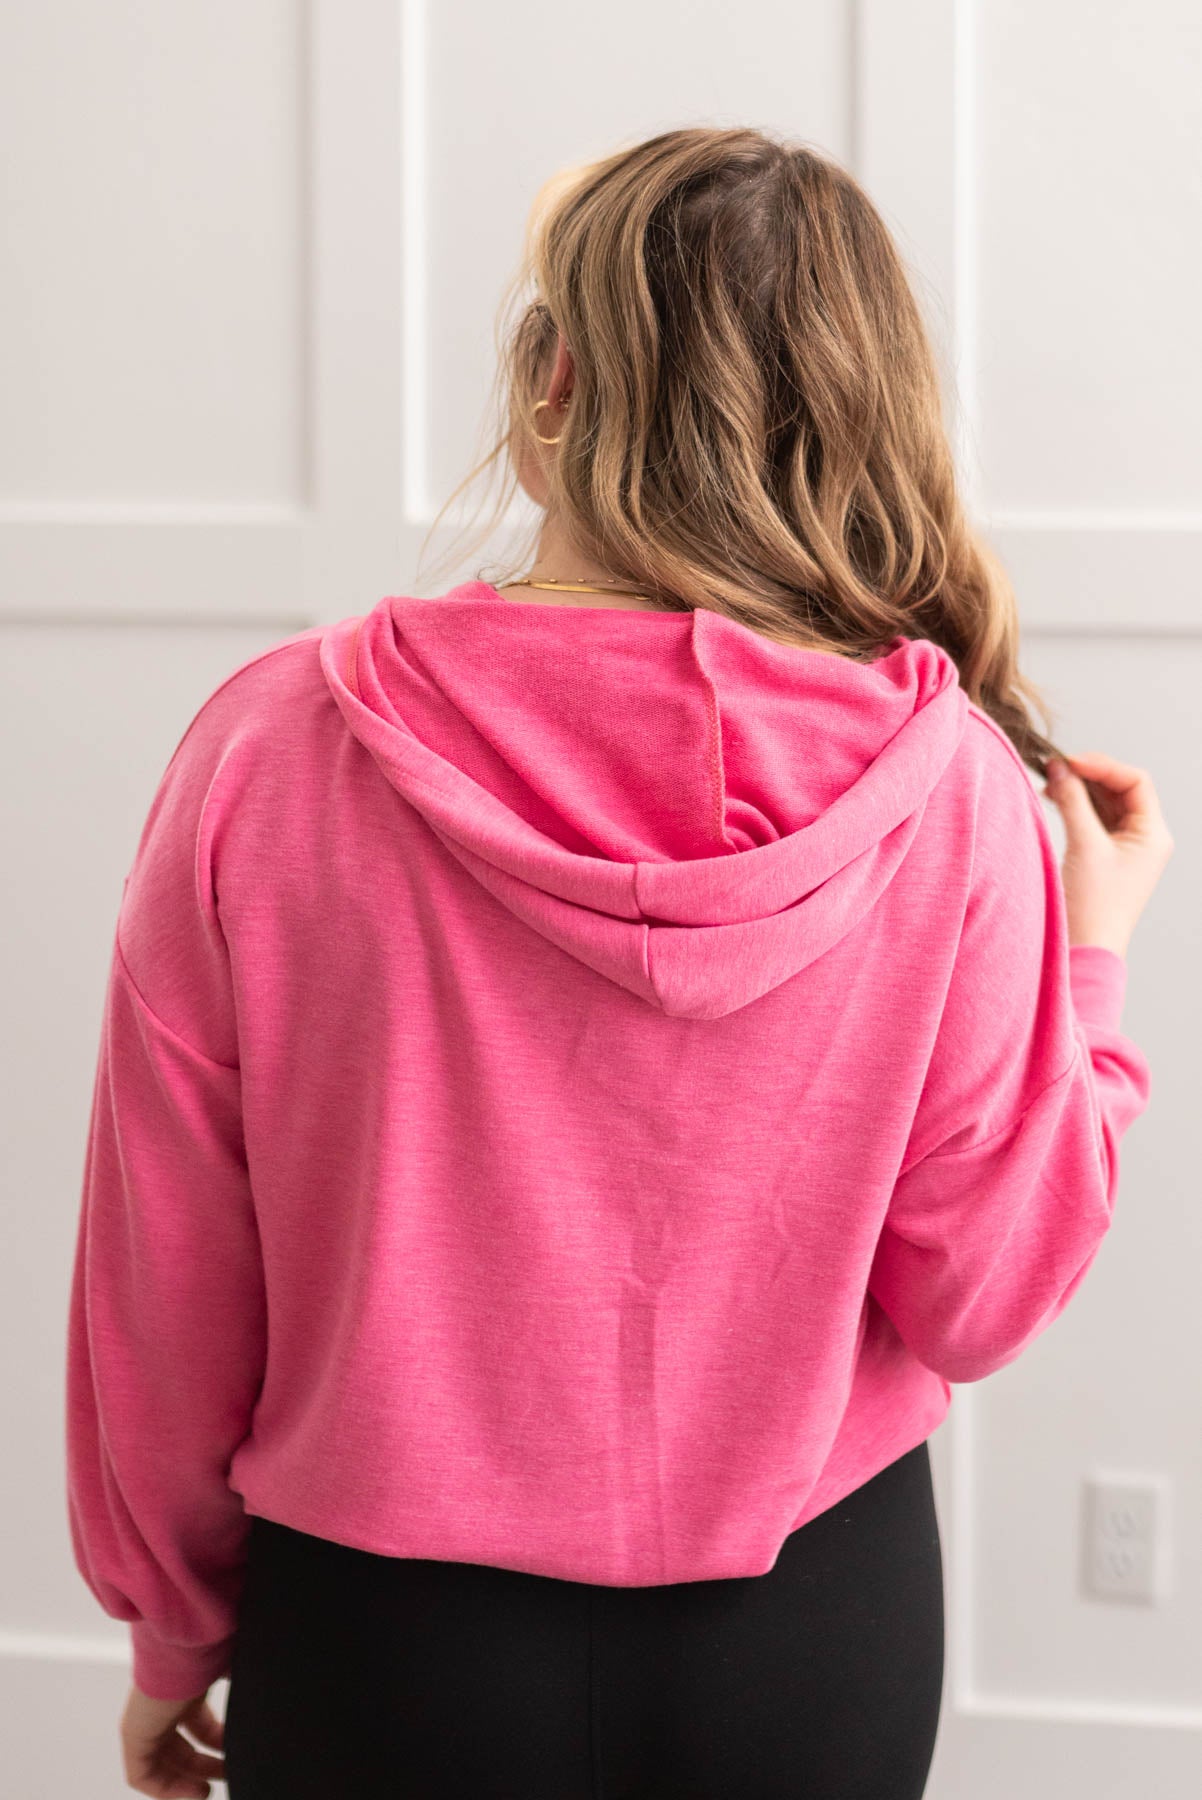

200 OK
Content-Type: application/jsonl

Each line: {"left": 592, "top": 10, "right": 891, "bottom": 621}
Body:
{"left": 124, "top": 1736, "right": 225, "bottom": 1798}
{"left": 128, "top": 1777, "right": 214, "bottom": 1800}
{"left": 180, "top": 1747, "right": 225, "bottom": 1780}
{"left": 182, "top": 1701, "right": 225, "bottom": 1751}
{"left": 1058, "top": 751, "right": 1165, "bottom": 827}
{"left": 1058, "top": 749, "right": 1144, "bottom": 792}
{"left": 1043, "top": 758, "right": 1106, "bottom": 840}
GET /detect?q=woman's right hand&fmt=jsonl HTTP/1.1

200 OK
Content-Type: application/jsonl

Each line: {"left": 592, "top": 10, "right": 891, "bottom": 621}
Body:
{"left": 1041, "top": 751, "right": 1174, "bottom": 960}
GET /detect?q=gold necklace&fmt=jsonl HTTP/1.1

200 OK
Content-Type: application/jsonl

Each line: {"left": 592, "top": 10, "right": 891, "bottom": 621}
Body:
{"left": 505, "top": 572, "right": 656, "bottom": 602}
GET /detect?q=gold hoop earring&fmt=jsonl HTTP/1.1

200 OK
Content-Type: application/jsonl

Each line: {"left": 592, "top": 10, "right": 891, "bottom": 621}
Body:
{"left": 532, "top": 399, "right": 563, "bottom": 445}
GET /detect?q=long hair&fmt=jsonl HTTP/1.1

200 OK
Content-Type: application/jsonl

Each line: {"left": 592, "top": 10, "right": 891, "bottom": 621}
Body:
{"left": 420, "top": 126, "right": 1062, "bottom": 776}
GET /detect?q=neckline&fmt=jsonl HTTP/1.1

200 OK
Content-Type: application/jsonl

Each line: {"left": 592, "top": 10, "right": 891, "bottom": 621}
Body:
{"left": 409, "top": 584, "right": 909, "bottom": 664}
{"left": 470, "top": 580, "right": 683, "bottom": 615}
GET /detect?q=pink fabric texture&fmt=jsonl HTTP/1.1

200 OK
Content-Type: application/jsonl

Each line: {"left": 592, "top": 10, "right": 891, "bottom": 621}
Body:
{"left": 66, "top": 584, "right": 1153, "bottom": 1699}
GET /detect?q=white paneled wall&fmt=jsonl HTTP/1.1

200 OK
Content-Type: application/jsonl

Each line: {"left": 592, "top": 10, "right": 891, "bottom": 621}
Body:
{"left": 2, "top": 4, "right": 1194, "bottom": 1795}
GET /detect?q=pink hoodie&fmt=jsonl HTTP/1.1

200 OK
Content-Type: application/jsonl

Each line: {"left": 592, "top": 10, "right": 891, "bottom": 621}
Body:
{"left": 66, "top": 584, "right": 1152, "bottom": 1699}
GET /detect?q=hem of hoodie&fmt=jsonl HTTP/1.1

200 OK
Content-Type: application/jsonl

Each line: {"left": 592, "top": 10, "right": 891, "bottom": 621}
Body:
{"left": 228, "top": 1372, "right": 953, "bottom": 1587}
{"left": 130, "top": 1619, "right": 237, "bottom": 1702}
{"left": 1067, "top": 943, "right": 1129, "bottom": 1032}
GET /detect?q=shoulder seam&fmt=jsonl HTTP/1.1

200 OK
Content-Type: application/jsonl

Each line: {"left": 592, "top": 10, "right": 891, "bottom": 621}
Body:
{"left": 111, "top": 928, "right": 242, "bottom": 1074}
{"left": 899, "top": 1043, "right": 1081, "bottom": 1176}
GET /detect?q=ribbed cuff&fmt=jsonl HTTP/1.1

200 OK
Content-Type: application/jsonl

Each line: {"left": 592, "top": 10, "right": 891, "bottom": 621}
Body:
{"left": 1068, "top": 944, "right": 1129, "bottom": 1032}
{"left": 130, "top": 1619, "right": 236, "bottom": 1701}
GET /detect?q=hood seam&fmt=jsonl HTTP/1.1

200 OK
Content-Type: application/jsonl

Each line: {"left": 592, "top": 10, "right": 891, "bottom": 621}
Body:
{"left": 690, "top": 614, "right": 736, "bottom": 852}
{"left": 345, "top": 616, "right": 366, "bottom": 700}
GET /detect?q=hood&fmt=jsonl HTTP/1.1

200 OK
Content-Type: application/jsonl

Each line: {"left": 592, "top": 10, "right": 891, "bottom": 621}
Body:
{"left": 319, "top": 583, "right": 970, "bottom": 1020}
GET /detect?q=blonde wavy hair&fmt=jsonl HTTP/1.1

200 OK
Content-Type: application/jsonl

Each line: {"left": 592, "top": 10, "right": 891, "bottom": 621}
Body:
{"left": 420, "top": 125, "right": 1064, "bottom": 776}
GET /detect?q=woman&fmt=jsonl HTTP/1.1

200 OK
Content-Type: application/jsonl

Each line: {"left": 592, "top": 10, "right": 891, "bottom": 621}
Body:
{"left": 66, "top": 127, "right": 1171, "bottom": 1799}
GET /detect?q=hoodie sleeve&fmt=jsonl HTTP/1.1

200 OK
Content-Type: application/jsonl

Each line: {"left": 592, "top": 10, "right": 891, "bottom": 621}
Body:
{"left": 867, "top": 723, "right": 1152, "bottom": 1386}
{"left": 65, "top": 701, "right": 267, "bottom": 1701}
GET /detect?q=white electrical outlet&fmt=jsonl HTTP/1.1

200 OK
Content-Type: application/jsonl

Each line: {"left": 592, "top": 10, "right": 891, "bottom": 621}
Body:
{"left": 1081, "top": 1473, "right": 1171, "bottom": 1605}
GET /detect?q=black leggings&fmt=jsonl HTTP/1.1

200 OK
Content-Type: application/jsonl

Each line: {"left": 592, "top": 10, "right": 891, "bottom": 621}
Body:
{"left": 223, "top": 1438, "right": 944, "bottom": 1798}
